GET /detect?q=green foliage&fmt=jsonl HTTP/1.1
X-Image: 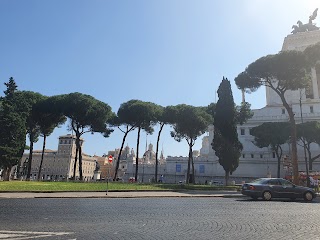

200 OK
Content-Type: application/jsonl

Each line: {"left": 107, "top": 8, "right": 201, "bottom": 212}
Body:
{"left": 205, "top": 102, "right": 252, "bottom": 125}
{"left": 18, "top": 91, "right": 47, "bottom": 141}
{"left": 169, "top": 104, "right": 212, "bottom": 142}
{"left": 304, "top": 42, "right": 320, "bottom": 66}
{"left": 235, "top": 102, "right": 253, "bottom": 125}
{"left": 120, "top": 100, "right": 160, "bottom": 180}
{"left": 297, "top": 121, "right": 320, "bottom": 144}
{"left": 13, "top": 91, "right": 47, "bottom": 180}
{"left": 251, "top": 122, "right": 290, "bottom": 149}
{"left": 0, "top": 78, "right": 26, "bottom": 178}
{"left": 235, "top": 51, "right": 311, "bottom": 93}
{"left": 297, "top": 121, "right": 320, "bottom": 169}
{"left": 204, "top": 103, "right": 216, "bottom": 119}
{"left": 0, "top": 110, "right": 26, "bottom": 168}
{"left": 0, "top": 181, "right": 240, "bottom": 192}
{"left": 55, "top": 92, "right": 114, "bottom": 180}
{"left": 251, "top": 122, "right": 290, "bottom": 178}
{"left": 117, "top": 99, "right": 159, "bottom": 132}
{"left": 234, "top": 71, "right": 261, "bottom": 93}
{"left": 3, "top": 77, "right": 17, "bottom": 99}
{"left": 34, "top": 96, "right": 67, "bottom": 137}
{"left": 212, "top": 78, "right": 242, "bottom": 178}
{"left": 170, "top": 104, "right": 212, "bottom": 184}
{"left": 234, "top": 49, "right": 311, "bottom": 184}
{"left": 61, "top": 92, "right": 114, "bottom": 136}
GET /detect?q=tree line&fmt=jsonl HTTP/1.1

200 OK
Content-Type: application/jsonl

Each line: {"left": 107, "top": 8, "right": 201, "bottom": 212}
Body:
{"left": 0, "top": 77, "right": 252, "bottom": 184}
{"left": 2, "top": 41, "right": 320, "bottom": 185}
{"left": 235, "top": 42, "right": 320, "bottom": 184}
{"left": 251, "top": 121, "right": 320, "bottom": 179}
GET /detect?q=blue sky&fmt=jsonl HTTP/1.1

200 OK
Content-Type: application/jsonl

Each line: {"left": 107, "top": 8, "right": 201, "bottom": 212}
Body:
{"left": 0, "top": 0, "right": 319, "bottom": 157}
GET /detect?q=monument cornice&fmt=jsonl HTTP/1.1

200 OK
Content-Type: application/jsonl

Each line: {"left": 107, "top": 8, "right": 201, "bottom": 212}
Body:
{"left": 282, "top": 30, "right": 320, "bottom": 51}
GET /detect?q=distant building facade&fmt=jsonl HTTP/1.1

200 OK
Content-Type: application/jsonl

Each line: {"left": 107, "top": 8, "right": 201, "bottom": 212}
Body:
{"left": 21, "top": 134, "right": 97, "bottom": 181}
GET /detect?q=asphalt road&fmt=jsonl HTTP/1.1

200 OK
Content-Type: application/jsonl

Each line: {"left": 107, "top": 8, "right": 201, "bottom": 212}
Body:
{"left": 1, "top": 197, "right": 319, "bottom": 240}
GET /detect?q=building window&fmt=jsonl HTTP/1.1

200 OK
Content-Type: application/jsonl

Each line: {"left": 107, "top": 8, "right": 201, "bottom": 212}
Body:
{"left": 242, "top": 154, "right": 245, "bottom": 158}
{"left": 199, "top": 165, "right": 205, "bottom": 174}
{"left": 272, "top": 152, "right": 276, "bottom": 158}
{"left": 251, "top": 154, "right": 254, "bottom": 158}
{"left": 260, "top": 154, "right": 263, "bottom": 158}
{"left": 282, "top": 109, "right": 285, "bottom": 114}
{"left": 310, "top": 106, "right": 314, "bottom": 113}
{"left": 240, "top": 128, "right": 245, "bottom": 135}
{"left": 176, "top": 164, "right": 181, "bottom": 173}
{"left": 249, "top": 128, "right": 252, "bottom": 135}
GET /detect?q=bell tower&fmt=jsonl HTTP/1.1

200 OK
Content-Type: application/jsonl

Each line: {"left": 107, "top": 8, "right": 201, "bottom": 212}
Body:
{"left": 57, "top": 134, "right": 78, "bottom": 156}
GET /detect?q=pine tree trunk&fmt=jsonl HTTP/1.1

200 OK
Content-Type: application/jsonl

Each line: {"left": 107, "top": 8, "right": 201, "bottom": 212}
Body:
{"left": 73, "top": 146, "right": 78, "bottom": 180}
{"left": 79, "top": 143, "right": 83, "bottom": 181}
{"left": 155, "top": 123, "right": 164, "bottom": 183}
{"left": 114, "top": 130, "right": 129, "bottom": 181}
{"left": 191, "top": 145, "right": 195, "bottom": 184}
{"left": 279, "top": 94, "right": 299, "bottom": 184}
{"left": 135, "top": 127, "right": 141, "bottom": 182}
{"left": 275, "top": 146, "right": 282, "bottom": 178}
{"left": 308, "top": 148, "right": 313, "bottom": 171}
{"left": 186, "top": 144, "right": 192, "bottom": 184}
{"left": 26, "top": 134, "right": 34, "bottom": 181}
{"left": 225, "top": 171, "right": 230, "bottom": 186}
{"left": 38, "top": 135, "right": 47, "bottom": 180}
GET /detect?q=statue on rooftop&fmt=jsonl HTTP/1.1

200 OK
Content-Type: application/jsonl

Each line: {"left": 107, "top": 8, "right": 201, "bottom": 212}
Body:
{"left": 291, "top": 8, "right": 319, "bottom": 34}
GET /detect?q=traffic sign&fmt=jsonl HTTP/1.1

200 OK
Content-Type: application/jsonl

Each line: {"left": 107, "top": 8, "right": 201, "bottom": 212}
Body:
{"left": 108, "top": 155, "right": 113, "bottom": 163}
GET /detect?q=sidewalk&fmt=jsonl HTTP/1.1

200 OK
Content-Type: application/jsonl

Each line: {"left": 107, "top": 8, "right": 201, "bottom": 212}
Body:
{"left": 0, "top": 190, "right": 243, "bottom": 199}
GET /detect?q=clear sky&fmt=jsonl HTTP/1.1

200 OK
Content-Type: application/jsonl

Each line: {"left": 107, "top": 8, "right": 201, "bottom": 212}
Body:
{"left": 0, "top": 0, "right": 319, "bottom": 158}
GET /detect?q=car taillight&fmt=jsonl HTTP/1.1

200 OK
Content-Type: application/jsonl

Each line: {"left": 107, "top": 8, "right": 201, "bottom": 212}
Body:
{"left": 249, "top": 185, "right": 255, "bottom": 190}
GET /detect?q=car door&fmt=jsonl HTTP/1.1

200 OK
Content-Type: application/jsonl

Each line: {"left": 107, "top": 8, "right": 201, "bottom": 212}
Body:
{"left": 278, "top": 179, "right": 296, "bottom": 198}
{"left": 266, "top": 179, "right": 283, "bottom": 197}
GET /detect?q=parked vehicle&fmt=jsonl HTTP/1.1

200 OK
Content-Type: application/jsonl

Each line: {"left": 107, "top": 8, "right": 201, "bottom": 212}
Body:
{"left": 241, "top": 178, "right": 316, "bottom": 201}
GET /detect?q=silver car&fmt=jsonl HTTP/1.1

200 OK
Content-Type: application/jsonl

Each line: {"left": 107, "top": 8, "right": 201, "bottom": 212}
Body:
{"left": 241, "top": 178, "right": 316, "bottom": 201}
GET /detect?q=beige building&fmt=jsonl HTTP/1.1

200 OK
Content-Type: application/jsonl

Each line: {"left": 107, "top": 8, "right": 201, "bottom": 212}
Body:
{"left": 95, "top": 155, "right": 113, "bottom": 180}
{"left": 21, "top": 134, "right": 97, "bottom": 181}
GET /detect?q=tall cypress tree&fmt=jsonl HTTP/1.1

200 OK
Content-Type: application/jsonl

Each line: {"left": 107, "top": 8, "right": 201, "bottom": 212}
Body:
{"left": 0, "top": 78, "right": 26, "bottom": 180}
{"left": 212, "top": 77, "right": 242, "bottom": 185}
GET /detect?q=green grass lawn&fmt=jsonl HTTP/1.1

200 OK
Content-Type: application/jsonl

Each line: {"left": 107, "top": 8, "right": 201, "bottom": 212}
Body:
{"left": 0, "top": 181, "right": 240, "bottom": 192}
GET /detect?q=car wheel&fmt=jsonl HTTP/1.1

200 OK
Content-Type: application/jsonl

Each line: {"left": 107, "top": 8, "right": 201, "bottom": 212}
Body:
{"left": 262, "top": 191, "right": 272, "bottom": 201}
{"left": 303, "top": 191, "right": 314, "bottom": 201}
